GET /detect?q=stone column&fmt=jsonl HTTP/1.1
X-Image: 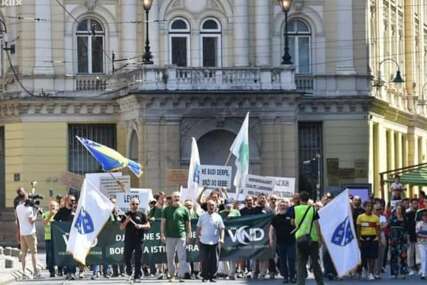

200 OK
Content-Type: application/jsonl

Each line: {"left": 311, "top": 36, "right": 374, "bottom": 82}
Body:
{"left": 33, "top": 0, "right": 54, "bottom": 74}
{"left": 255, "top": 0, "right": 270, "bottom": 66}
{"left": 148, "top": 0, "right": 160, "bottom": 64}
{"left": 335, "top": 0, "right": 355, "bottom": 74}
{"left": 233, "top": 0, "right": 249, "bottom": 66}
{"left": 121, "top": 0, "right": 138, "bottom": 60}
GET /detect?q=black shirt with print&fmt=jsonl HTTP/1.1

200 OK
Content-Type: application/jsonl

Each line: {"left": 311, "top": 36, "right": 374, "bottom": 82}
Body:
{"left": 121, "top": 211, "right": 148, "bottom": 243}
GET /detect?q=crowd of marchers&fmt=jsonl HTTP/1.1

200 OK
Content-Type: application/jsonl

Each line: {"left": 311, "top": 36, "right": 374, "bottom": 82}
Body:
{"left": 13, "top": 176, "right": 427, "bottom": 284}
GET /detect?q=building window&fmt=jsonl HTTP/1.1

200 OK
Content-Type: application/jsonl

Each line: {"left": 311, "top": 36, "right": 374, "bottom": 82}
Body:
{"left": 76, "top": 18, "right": 105, "bottom": 74}
{"left": 68, "top": 124, "right": 116, "bottom": 174}
{"left": 200, "top": 18, "right": 222, "bottom": 67}
{"left": 287, "top": 19, "right": 311, "bottom": 74}
{"left": 298, "top": 122, "right": 323, "bottom": 198}
{"left": 169, "top": 18, "right": 190, "bottom": 67}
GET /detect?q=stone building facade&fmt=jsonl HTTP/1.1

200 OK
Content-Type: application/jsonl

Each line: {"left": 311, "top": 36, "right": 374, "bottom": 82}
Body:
{"left": 0, "top": 0, "right": 426, "bottom": 209}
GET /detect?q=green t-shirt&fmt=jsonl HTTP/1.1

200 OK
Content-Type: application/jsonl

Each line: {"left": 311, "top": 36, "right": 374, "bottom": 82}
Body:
{"left": 294, "top": 205, "right": 319, "bottom": 242}
{"left": 42, "top": 211, "right": 55, "bottom": 240}
{"left": 220, "top": 209, "right": 241, "bottom": 219}
{"left": 162, "top": 206, "right": 190, "bottom": 238}
{"left": 149, "top": 207, "right": 163, "bottom": 220}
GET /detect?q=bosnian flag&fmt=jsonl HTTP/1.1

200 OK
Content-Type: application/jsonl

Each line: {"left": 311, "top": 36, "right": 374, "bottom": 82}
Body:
{"left": 186, "top": 137, "right": 201, "bottom": 202}
{"left": 318, "top": 189, "right": 361, "bottom": 277}
{"left": 66, "top": 177, "right": 114, "bottom": 265}
{"left": 230, "top": 113, "right": 249, "bottom": 191}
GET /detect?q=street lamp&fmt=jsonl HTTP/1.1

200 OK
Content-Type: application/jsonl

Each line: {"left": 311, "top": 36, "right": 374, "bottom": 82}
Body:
{"left": 373, "top": 58, "right": 405, "bottom": 87}
{"left": 142, "top": 0, "right": 154, "bottom": 64}
{"left": 278, "top": 0, "right": 293, "bottom": 65}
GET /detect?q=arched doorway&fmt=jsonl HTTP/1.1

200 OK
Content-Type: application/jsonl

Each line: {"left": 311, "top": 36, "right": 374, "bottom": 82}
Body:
{"left": 198, "top": 130, "right": 235, "bottom": 165}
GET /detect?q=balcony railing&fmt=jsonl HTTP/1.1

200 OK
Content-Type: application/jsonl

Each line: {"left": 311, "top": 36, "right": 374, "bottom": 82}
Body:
{"left": 295, "top": 74, "right": 314, "bottom": 92}
{"left": 76, "top": 75, "right": 107, "bottom": 91}
{"left": 109, "top": 65, "right": 296, "bottom": 92}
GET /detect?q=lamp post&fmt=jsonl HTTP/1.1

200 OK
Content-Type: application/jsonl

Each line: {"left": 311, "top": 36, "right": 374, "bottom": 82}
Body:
{"left": 142, "top": 0, "right": 154, "bottom": 64}
{"left": 373, "top": 58, "right": 405, "bottom": 87}
{"left": 278, "top": 0, "right": 293, "bottom": 65}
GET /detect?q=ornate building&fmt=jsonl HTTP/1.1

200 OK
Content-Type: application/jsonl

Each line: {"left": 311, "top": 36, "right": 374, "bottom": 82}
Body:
{"left": 0, "top": 0, "right": 426, "bottom": 211}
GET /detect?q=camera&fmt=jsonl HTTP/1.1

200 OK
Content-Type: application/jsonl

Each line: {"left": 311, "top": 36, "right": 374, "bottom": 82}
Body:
{"left": 24, "top": 193, "right": 44, "bottom": 210}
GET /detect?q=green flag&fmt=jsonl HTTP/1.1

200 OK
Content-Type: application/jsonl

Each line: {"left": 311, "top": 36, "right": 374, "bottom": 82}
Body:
{"left": 230, "top": 113, "right": 249, "bottom": 192}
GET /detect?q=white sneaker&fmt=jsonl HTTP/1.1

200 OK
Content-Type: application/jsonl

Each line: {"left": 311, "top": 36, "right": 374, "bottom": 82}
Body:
{"left": 368, "top": 273, "right": 375, "bottom": 281}
{"left": 409, "top": 270, "right": 417, "bottom": 276}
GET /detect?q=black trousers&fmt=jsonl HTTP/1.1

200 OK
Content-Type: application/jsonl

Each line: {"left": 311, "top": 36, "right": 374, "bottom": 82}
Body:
{"left": 199, "top": 242, "right": 220, "bottom": 279}
{"left": 124, "top": 240, "right": 143, "bottom": 278}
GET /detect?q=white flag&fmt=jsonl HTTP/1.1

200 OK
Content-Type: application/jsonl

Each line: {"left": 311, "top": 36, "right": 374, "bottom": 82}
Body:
{"left": 66, "top": 178, "right": 114, "bottom": 265}
{"left": 230, "top": 113, "right": 249, "bottom": 190}
{"left": 318, "top": 189, "right": 361, "bottom": 277}
{"left": 186, "top": 137, "right": 201, "bottom": 202}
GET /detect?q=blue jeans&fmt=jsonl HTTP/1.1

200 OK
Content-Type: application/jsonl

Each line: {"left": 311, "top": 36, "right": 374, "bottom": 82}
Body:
{"left": 277, "top": 242, "right": 296, "bottom": 280}
{"left": 45, "top": 240, "right": 55, "bottom": 274}
{"left": 91, "top": 263, "right": 111, "bottom": 275}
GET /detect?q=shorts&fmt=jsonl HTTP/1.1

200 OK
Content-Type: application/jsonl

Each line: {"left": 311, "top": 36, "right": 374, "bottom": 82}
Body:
{"left": 20, "top": 233, "right": 37, "bottom": 257}
{"left": 360, "top": 236, "right": 378, "bottom": 259}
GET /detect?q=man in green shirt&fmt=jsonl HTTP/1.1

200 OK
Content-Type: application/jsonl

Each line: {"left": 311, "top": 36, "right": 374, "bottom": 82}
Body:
{"left": 160, "top": 192, "right": 191, "bottom": 282}
{"left": 42, "top": 200, "right": 58, "bottom": 277}
{"left": 291, "top": 191, "right": 324, "bottom": 285}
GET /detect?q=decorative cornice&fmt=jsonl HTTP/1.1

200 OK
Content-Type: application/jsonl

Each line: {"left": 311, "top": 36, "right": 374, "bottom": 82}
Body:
{"left": 0, "top": 98, "right": 119, "bottom": 122}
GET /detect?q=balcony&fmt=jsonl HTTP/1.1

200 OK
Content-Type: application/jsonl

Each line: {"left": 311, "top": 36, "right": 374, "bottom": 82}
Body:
{"left": 75, "top": 75, "right": 107, "bottom": 91}
{"left": 109, "top": 65, "right": 296, "bottom": 92}
{"left": 295, "top": 74, "right": 314, "bottom": 93}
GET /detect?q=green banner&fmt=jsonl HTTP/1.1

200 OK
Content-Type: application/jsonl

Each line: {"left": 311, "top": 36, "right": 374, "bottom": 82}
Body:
{"left": 51, "top": 214, "right": 272, "bottom": 266}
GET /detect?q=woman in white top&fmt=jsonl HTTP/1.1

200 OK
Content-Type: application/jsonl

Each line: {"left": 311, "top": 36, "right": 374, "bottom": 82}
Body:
{"left": 416, "top": 211, "right": 427, "bottom": 279}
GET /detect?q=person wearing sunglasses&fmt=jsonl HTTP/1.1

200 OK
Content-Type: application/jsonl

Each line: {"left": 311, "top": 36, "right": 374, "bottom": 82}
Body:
{"left": 120, "top": 197, "right": 150, "bottom": 282}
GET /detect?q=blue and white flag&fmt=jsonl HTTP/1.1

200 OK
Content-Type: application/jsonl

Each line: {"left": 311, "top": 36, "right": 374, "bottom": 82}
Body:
{"left": 185, "top": 137, "right": 201, "bottom": 202}
{"left": 318, "top": 189, "right": 361, "bottom": 277}
{"left": 66, "top": 177, "right": 114, "bottom": 265}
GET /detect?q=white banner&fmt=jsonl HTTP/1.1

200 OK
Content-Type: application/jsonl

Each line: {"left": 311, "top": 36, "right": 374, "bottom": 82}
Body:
{"left": 200, "top": 165, "right": 232, "bottom": 189}
{"left": 242, "top": 174, "right": 295, "bottom": 198}
{"left": 84, "top": 173, "right": 131, "bottom": 197}
{"left": 113, "top": 188, "right": 153, "bottom": 213}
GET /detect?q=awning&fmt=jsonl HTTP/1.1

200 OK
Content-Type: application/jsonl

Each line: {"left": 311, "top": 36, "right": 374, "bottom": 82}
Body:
{"left": 382, "top": 163, "right": 427, "bottom": 186}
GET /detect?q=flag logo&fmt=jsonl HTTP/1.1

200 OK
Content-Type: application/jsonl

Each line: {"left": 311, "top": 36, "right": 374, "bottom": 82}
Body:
{"left": 331, "top": 216, "right": 354, "bottom": 247}
{"left": 193, "top": 164, "right": 201, "bottom": 184}
{"left": 74, "top": 208, "right": 95, "bottom": 235}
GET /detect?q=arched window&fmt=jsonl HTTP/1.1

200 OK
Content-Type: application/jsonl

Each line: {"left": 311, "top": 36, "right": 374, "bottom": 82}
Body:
{"left": 200, "top": 18, "right": 222, "bottom": 67}
{"left": 287, "top": 19, "right": 311, "bottom": 74}
{"left": 76, "top": 18, "right": 105, "bottom": 74}
{"left": 169, "top": 17, "right": 190, "bottom": 67}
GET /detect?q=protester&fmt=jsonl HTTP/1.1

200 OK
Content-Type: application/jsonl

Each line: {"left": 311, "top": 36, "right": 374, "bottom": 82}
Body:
{"left": 374, "top": 204, "right": 387, "bottom": 279}
{"left": 269, "top": 199, "right": 296, "bottom": 283}
{"left": 389, "top": 204, "right": 409, "bottom": 278}
{"left": 42, "top": 200, "right": 58, "bottom": 277}
{"left": 15, "top": 191, "right": 40, "bottom": 280}
{"left": 120, "top": 197, "right": 150, "bottom": 282}
{"left": 196, "top": 199, "right": 225, "bottom": 282}
{"left": 161, "top": 191, "right": 192, "bottom": 282}
{"left": 416, "top": 210, "right": 427, "bottom": 279}
{"left": 321, "top": 193, "right": 337, "bottom": 281}
{"left": 54, "top": 195, "right": 77, "bottom": 280}
{"left": 406, "top": 198, "right": 418, "bottom": 275}
{"left": 356, "top": 201, "right": 379, "bottom": 280}
{"left": 292, "top": 191, "right": 324, "bottom": 285}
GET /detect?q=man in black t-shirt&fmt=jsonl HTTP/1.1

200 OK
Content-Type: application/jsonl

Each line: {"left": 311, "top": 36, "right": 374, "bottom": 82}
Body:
{"left": 120, "top": 197, "right": 150, "bottom": 282}
{"left": 269, "top": 199, "right": 296, "bottom": 283}
{"left": 240, "top": 196, "right": 262, "bottom": 216}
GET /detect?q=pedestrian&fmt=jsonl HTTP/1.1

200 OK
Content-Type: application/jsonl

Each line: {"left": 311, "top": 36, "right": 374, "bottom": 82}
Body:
{"left": 416, "top": 210, "right": 427, "bottom": 279}
{"left": 389, "top": 204, "right": 409, "bottom": 278}
{"left": 196, "top": 199, "right": 225, "bottom": 282}
{"left": 42, "top": 200, "right": 58, "bottom": 277}
{"left": 54, "top": 195, "right": 77, "bottom": 280}
{"left": 120, "top": 197, "right": 150, "bottom": 282}
{"left": 374, "top": 204, "right": 387, "bottom": 279}
{"left": 269, "top": 199, "right": 296, "bottom": 283}
{"left": 160, "top": 191, "right": 192, "bottom": 282}
{"left": 406, "top": 198, "right": 419, "bottom": 275}
{"left": 184, "top": 199, "right": 200, "bottom": 279}
{"left": 292, "top": 191, "right": 324, "bottom": 285}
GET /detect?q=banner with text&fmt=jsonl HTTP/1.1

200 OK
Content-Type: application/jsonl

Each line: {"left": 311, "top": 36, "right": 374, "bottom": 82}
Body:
{"left": 200, "top": 165, "right": 232, "bottom": 189}
{"left": 51, "top": 214, "right": 272, "bottom": 266}
{"left": 242, "top": 174, "right": 295, "bottom": 198}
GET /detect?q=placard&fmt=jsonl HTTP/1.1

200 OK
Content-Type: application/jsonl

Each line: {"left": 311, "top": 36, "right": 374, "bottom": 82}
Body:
{"left": 99, "top": 175, "right": 130, "bottom": 196}
{"left": 242, "top": 174, "right": 295, "bottom": 198}
{"left": 200, "top": 165, "right": 232, "bottom": 189}
{"left": 112, "top": 188, "right": 153, "bottom": 213}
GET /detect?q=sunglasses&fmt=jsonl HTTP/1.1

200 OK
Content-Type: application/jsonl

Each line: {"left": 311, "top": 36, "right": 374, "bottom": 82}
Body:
{"left": 131, "top": 203, "right": 139, "bottom": 206}
{"left": 70, "top": 200, "right": 76, "bottom": 203}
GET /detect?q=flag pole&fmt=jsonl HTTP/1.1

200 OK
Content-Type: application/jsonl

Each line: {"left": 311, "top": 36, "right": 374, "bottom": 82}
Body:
{"left": 224, "top": 152, "right": 232, "bottom": 166}
{"left": 108, "top": 172, "right": 127, "bottom": 192}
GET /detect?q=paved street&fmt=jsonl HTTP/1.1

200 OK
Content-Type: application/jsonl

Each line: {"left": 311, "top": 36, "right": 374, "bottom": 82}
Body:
{"left": 9, "top": 276, "right": 427, "bottom": 285}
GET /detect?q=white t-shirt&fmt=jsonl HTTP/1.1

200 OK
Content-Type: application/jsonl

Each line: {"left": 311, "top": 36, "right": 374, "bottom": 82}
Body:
{"left": 16, "top": 204, "right": 36, "bottom": 235}
{"left": 197, "top": 212, "right": 225, "bottom": 245}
